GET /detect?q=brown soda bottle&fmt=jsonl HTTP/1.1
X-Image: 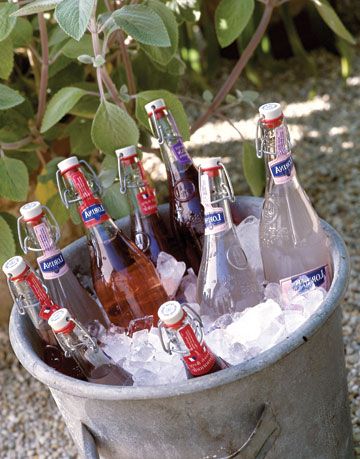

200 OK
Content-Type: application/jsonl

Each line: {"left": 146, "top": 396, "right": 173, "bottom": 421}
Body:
{"left": 158, "top": 301, "right": 229, "bottom": 378}
{"left": 146, "top": 99, "right": 204, "bottom": 274}
{"left": 56, "top": 156, "right": 169, "bottom": 331}
{"left": 115, "top": 145, "right": 178, "bottom": 265}
{"left": 48, "top": 308, "right": 133, "bottom": 386}
{"left": 2, "top": 256, "right": 84, "bottom": 380}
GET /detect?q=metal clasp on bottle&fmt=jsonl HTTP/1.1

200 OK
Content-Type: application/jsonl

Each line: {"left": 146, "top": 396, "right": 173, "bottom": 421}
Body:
{"left": 198, "top": 160, "right": 235, "bottom": 205}
{"left": 56, "top": 316, "right": 98, "bottom": 358}
{"left": 117, "top": 154, "right": 148, "bottom": 195}
{"left": 56, "top": 160, "right": 102, "bottom": 209}
{"left": 158, "top": 303, "right": 204, "bottom": 355}
{"left": 17, "top": 205, "right": 60, "bottom": 254}
{"left": 149, "top": 106, "right": 164, "bottom": 145}
{"left": 255, "top": 115, "right": 292, "bottom": 159}
{"left": 7, "top": 273, "right": 50, "bottom": 315}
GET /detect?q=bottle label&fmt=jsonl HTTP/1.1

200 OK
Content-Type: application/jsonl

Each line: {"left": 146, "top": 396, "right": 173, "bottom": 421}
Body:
{"left": 200, "top": 174, "right": 211, "bottom": 206}
{"left": 179, "top": 324, "right": 216, "bottom": 376}
{"left": 204, "top": 208, "right": 230, "bottom": 235}
{"left": 269, "top": 153, "right": 294, "bottom": 184}
{"left": 171, "top": 140, "right": 192, "bottom": 165}
{"left": 37, "top": 251, "right": 69, "bottom": 279}
{"left": 174, "top": 178, "right": 196, "bottom": 203}
{"left": 68, "top": 169, "right": 94, "bottom": 201}
{"left": 79, "top": 202, "right": 109, "bottom": 228}
{"left": 136, "top": 188, "right": 158, "bottom": 216}
{"left": 275, "top": 125, "right": 290, "bottom": 156}
{"left": 33, "top": 223, "right": 55, "bottom": 251}
{"left": 280, "top": 264, "right": 330, "bottom": 298}
{"left": 23, "top": 271, "right": 57, "bottom": 319}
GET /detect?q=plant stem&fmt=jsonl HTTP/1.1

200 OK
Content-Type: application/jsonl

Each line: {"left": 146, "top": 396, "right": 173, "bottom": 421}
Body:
{"left": 90, "top": 18, "right": 106, "bottom": 102}
{"left": 190, "top": 2, "right": 274, "bottom": 135}
{"left": 35, "top": 13, "right": 49, "bottom": 129}
{"left": 118, "top": 30, "right": 136, "bottom": 97}
{"left": 0, "top": 136, "right": 32, "bottom": 151}
{"left": 100, "top": 68, "right": 126, "bottom": 109}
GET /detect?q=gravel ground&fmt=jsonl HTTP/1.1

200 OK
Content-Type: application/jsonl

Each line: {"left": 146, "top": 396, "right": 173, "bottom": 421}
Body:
{"left": 1, "top": 48, "right": 360, "bottom": 457}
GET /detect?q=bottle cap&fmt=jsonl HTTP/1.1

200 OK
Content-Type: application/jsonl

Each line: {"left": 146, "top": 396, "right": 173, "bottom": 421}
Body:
{"left": 200, "top": 157, "right": 222, "bottom": 170}
{"left": 57, "top": 156, "right": 79, "bottom": 174}
{"left": 145, "top": 99, "right": 166, "bottom": 115}
{"left": 158, "top": 301, "right": 184, "bottom": 325}
{"left": 2, "top": 256, "right": 27, "bottom": 278}
{"left": 115, "top": 145, "right": 137, "bottom": 159}
{"left": 259, "top": 103, "right": 283, "bottom": 121}
{"left": 48, "top": 308, "right": 71, "bottom": 332}
{"left": 20, "top": 201, "right": 43, "bottom": 221}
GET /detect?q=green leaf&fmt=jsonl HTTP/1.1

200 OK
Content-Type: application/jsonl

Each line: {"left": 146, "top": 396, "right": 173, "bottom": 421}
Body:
{"left": 0, "top": 84, "right": 24, "bottom": 110}
{"left": 9, "top": 18, "right": 33, "bottom": 47}
{"left": 93, "top": 54, "right": 105, "bottom": 67}
{"left": 91, "top": 101, "right": 139, "bottom": 155}
{"left": 136, "top": 89, "right": 190, "bottom": 141}
{"left": 103, "top": 182, "right": 130, "bottom": 220}
{"left": 0, "top": 108, "right": 29, "bottom": 142}
{"left": 112, "top": 4, "right": 170, "bottom": 47}
{"left": 141, "top": 0, "right": 178, "bottom": 65}
{"left": 312, "top": 0, "right": 355, "bottom": 45}
{"left": 242, "top": 141, "right": 265, "bottom": 197}
{"left": 215, "top": 0, "right": 254, "bottom": 48}
{"left": 46, "top": 193, "right": 69, "bottom": 227}
{"left": 0, "top": 156, "right": 29, "bottom": 201}
{"left": 5, "top": 151, "right": 40, "bottom": 173}
{"left": 67, "top": 118, "right": 96, "bottom": 156}
{"left": 0, "top": 215, "right": 16, "bottom": 265}
{"left": 13, "top": 0, "right": 63, "bottom": 17}
{"left": 48, "top": 55, "right": 72, "bottom": 78}
{"left": 69, "top": 95, "right": 98, "bottom": 118}
{"left": 77, "top": 54, "right": 93, "bottom": 64}
{"left": 49, "top": 27, "right": 69, "bottom": 47}
{"left": 40, "top": 87, "right": 87, "bottom": 133}
{"left": 0, "top": 37, "right": 14, "bottom": 81}
{"left": 0, "top": 212, "right": 21, "bottom": 255}
{"left": 55, "top": 0, "right": 95, "bottom": 41}
{"left": 0, "top": 2, "right": 18, "bottom": 41}
{"left": 61, "top": 34, "right": 94, "bottom": 59}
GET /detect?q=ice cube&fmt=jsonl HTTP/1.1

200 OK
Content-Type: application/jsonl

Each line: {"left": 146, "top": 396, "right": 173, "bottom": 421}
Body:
{"left": 208, "top": 313, "right": 233, "bottom": 332}
{"left": 156, "top": 252, "right": 186, "bottom": 298}
{"left": 225, "top": 342, "right": 247, "bottom": 365}
{"left": 130, "top": 330, "right": 155, "bottom": 362}
{"left": 236, "top": 216, "right": 264, "bottom": 280}
{"left": 264, "top": 283, "right": 282, "bottom": 305}
{"left": 177, "top": 268, "right": 198, "bottom": 303}
{"left": 282, "top": 310, "right": 307, "bottom": 334}
{"left": 289, "top": 287, "right": 325, "bottom": 318}
{"left": 205, "top": 328, "right": 231, "bottom": 359}
{"left": 101, "top": 326, "right": 131, "bottom": 363}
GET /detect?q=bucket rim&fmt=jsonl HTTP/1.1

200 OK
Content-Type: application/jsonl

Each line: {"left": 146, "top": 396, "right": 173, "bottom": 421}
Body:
{"left": 9, "top": 200, "right": 350, "bottom": 401}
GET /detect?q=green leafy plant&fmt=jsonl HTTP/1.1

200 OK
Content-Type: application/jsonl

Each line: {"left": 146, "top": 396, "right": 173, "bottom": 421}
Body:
{"left": 0, "top": 0, "right": 355, "bottom": 264}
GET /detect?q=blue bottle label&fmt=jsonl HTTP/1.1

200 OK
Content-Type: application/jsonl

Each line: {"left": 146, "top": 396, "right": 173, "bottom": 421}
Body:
{"left": 269, "top": 153, "right": 294, "bottom": 184}
{"left": 204, "top": 208, "right": 230, "bottom": 235}
{"left": 80, "top": 203, "right": 108, "bottom": 227}
{"left": 37, "top": 250, "right": 69, "bottom": 279}
{"left": 280, "top": 264, "right": 330, "bottom": 298}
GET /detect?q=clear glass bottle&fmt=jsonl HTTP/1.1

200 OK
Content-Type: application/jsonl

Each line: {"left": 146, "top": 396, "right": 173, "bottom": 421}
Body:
{"left": 56, "top": 156, "right": 168, "bottom": 331}
{"left": 158, "top": 301, "right": 228, "bottom": 378}
{"left": 256, "top": 103, "right": 332, "bottom": 299}
{"left": 18, "top": 201, "right": 109, "bottom": 333}
{"left": 196, "top": 157, "right": 263, "bottom": 319}
{"left": 2, "top": 256, "right": 84, "bottom": 379}
{"left": 115, "top": 145, "right": 176, "bottom": 265}
{"left": 146, "top": 99, "right": 204, "bottom": 274}
{"left": 48, "top": 308, "right": 133, "bottom": 385}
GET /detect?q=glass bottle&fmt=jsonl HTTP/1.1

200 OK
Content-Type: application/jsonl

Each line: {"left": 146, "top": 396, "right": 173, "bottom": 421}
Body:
{"left": 196, "top": 157, "right": 263, "bottom": 319}
{"left": 18, "top": 201, "right": 109, "bottom": 333}
{"left": 256, "top": 103, "right": 332, "bottom": 299}
{"left": 48, "top": 308, "right": 133, "bottom": 386}
{"left": 146, "top": 99, "right": 204, "bottom": 274}
{"left": 2, "top": 256, "right": 84, "bottom": 379}
{"left": 56, "top": 156, "right": 169, "bottom": 331}
{"left": 115, "top": 145, "right": 176, "bottom": 265}
{"left": 158, "top": 301, "right": 228, "bottom": 378}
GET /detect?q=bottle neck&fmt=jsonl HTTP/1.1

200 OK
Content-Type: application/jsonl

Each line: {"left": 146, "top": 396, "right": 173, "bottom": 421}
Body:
{"left": 149, "top": 109, "right": 193, "bottom": 169}
{"left": 24, "top": 216, "right": 58, "bottom": 252}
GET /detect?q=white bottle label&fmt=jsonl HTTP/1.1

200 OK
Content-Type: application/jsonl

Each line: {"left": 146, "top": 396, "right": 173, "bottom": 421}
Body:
{"left": 37, "top": 250, "right": 69, "bottom": 279}
{"left": 204, "top": 208, "right": 230, "bottom": 235}
{"left": 280, "top": 264, "right": 330, "bottom": 299}
{"left": 268, "top": 153, "right": 294, "bottom": 185}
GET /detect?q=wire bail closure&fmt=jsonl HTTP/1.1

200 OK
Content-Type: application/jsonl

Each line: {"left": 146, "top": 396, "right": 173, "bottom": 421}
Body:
{"left": 55, "top": 316, "right": 98, "bottom": 358}
{"left": 255, "top": 115, "right": 292, "bottom": 159}
{"left": 149, "top": 106, "right": 164, "bottom": 145}
{"left": 17, "top": 205, "right": 61, "bottom": 254}
{"left": 158, "top": 303, "right": 204, "bottom": 355}
{"left": 56, "top": 160, "right": 102, "bottom": 209}
{"left": 198, "top": 160, "right": 235, "bottom": 205}
{"left": 7, "top": 271, "right": 50, "bottom": 315}
{"left": 117, "top": 154, "right": 149, "bottom": 195}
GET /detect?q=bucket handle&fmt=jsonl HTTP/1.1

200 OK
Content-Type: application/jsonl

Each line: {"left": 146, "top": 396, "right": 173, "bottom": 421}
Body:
{"left": 79, "top": 403, "right": 279, "bottom": 459}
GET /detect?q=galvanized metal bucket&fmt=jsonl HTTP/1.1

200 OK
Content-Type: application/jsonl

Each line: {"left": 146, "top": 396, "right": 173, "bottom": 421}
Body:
{"left": 9, "top": 197, "right": 353, "bottom": 459}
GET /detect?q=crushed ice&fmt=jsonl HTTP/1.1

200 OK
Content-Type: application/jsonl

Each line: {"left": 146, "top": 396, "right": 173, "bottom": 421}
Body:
{"left": 99, "top": 216, "right": 328, "bottom": 386}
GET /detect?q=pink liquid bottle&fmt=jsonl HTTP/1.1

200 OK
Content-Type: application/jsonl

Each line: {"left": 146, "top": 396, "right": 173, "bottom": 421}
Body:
{"left": 56, "top": 156, "right": 169, "bottom": 331}
{"left": 17, "top": 201, "right": 109, "bottom": 333}
{"left": 256, "top": 102, "right": 332, "bottom": 299}
{"left": 115, "top": 145, "right": 176, "bottom": 265}
{"left": 3, "top": 256, "right": 84, "bottom": 379}
{"left": 48, "top": 308, "right": 133, "bottom": 386}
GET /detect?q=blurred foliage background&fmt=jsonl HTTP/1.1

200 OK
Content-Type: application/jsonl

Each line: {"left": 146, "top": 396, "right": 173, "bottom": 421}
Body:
{"left": 0, "top": 0, "right": 357, "bottom": 266}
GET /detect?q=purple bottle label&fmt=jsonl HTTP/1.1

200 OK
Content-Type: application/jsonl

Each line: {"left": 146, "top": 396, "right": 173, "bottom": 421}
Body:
{"left": 33, "top": 223, "right": 56, "bottom": 251}
{"left": 171, "top": 140, "right": 192, "bottom": 165}
{"left": 269, "top": 153, "right": 294, "bottom": 185}
{"left": 37, "top": 250, "right": 69, "bottom": 279}
{"left": 204, "top": 208, "right": 230, "bottom": 235}
{"left": 280, "top": 264, "right": 330, "bottom": 299}
{"left": 275, "top": 125, "right": 289, "bottom": 156}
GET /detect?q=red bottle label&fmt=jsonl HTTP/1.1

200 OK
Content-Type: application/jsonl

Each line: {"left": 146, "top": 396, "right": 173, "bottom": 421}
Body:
{"left": 23, "top": 271, "right": 60, "bottom": 319}
{"left": 179, "top": 324, "right": 216, "bottom": 376}
{"left": 67, "top": 169, "right": 94, "bottom": 201}
{"left": 136, "top": 188, "right": 158, "bottom": 216}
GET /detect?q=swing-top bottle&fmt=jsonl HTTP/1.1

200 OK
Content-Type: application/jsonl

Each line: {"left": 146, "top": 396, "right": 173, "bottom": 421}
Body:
{"left": 2, "top": 256, "right": 83, "bottom": 379}
{"left": 146, "top": 99, "right": 204, "bottom": 274}
{"left": 18, "top": 201, "right": 109, "bottom": 333}
{"left": 115, "top": 145, "right": 175, "bottom": 265}
{"left": 197, "top": 157, "right": 263, "bottom": 318}
{"left": 56, "top": 156, "right": 168, "bottom": 331}
{"left": 256, "top": 102, "right": 332, "bottom": 298}
{"left": 48, "top": 308, "right": 133, "bottom": 385}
